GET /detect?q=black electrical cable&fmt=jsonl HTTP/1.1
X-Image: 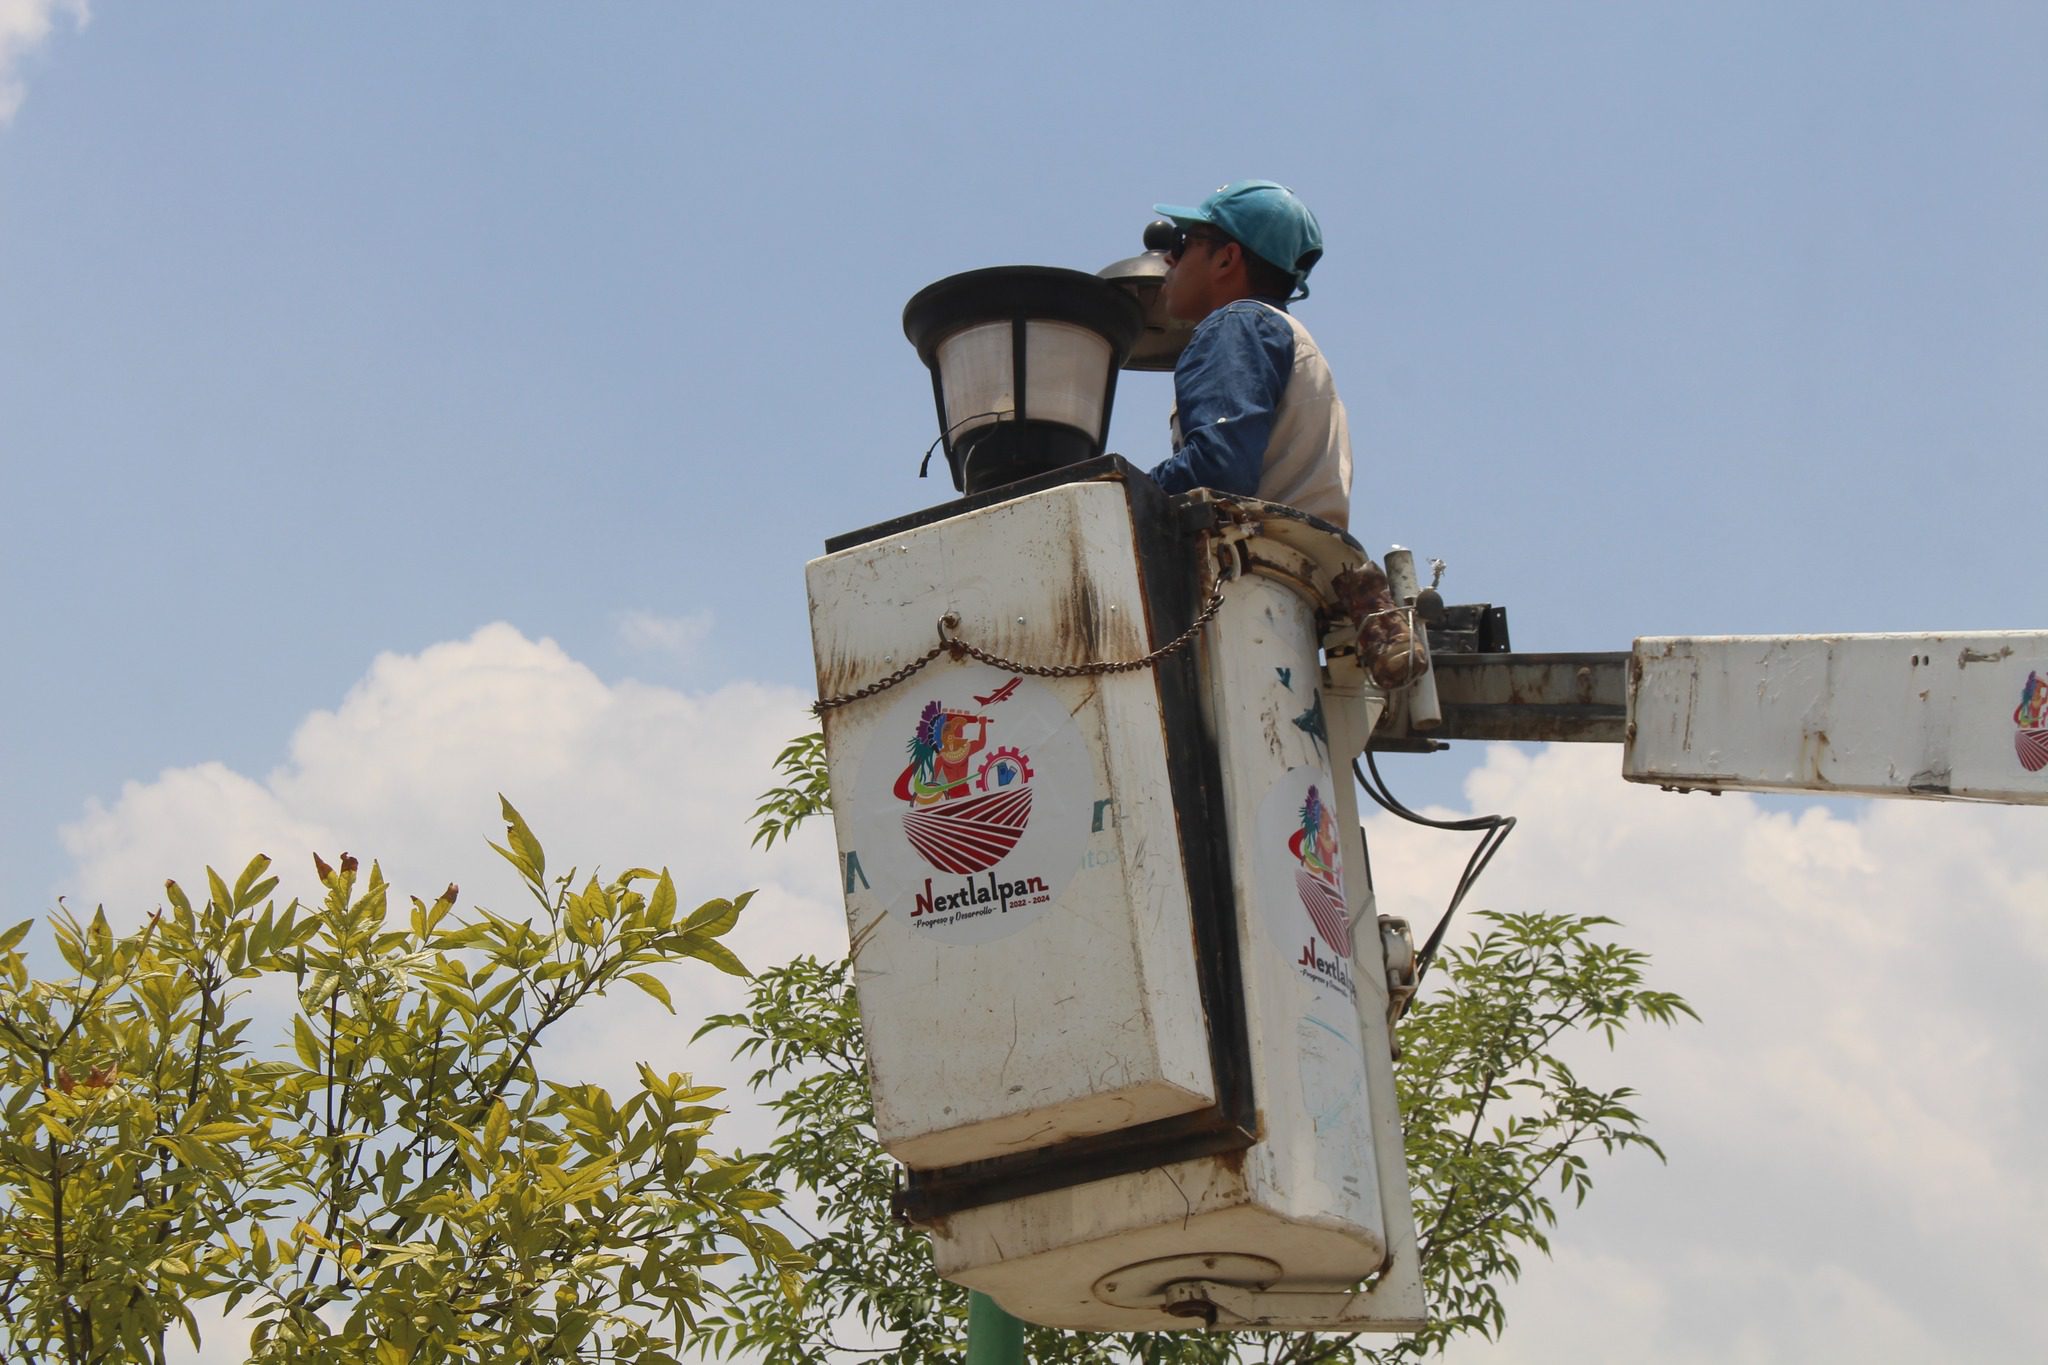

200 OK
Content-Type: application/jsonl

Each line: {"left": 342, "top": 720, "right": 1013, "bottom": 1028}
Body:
{"left": 917, "top": 409, "right": 1011, "bottom": 478}
{"left": 1357, "top": 748, "right": 1513, "bottom": 984}
{"left": 1355, "top": 748, "right": 1516, "bottom": 1006}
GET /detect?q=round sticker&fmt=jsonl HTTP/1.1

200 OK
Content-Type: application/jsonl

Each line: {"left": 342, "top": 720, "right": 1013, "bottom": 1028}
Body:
{"left": 2015, "top": 669, "right": 2048, "bottom": 772}
{"left": 1254, "top": 765, "right": 1359, "bottom": 1005}
{"left": 843, "top": 662, "right": 1089, "bottom": 945}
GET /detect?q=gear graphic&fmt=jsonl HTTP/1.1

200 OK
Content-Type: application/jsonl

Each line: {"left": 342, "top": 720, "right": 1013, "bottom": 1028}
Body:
{"left": 975, "top": 746, "right": 1034, "bottom": 792}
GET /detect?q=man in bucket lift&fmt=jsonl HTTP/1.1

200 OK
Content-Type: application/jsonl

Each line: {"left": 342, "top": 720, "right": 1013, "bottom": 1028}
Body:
{"left": 1147, "top": 179, "right": 1423, "bottom": 687}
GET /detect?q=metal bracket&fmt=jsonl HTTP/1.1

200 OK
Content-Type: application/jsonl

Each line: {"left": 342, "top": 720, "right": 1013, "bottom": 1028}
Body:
{"left": 1379, "top": 915, "right": 1417, "bottom": 1028}
{"left": 1378, "top": 651, "right": 1631, "bottom": 745}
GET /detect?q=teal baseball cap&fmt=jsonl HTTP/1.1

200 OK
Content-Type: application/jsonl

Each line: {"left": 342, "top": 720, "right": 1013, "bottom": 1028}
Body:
{"left": 1153, "top": 179, "right": 1324, "bottom": 299}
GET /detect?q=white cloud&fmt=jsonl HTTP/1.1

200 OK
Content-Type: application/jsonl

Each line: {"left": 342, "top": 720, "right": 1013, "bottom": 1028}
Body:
{"left": 1487, "top": 1246, "right": 1953, "bottom": 1365}
{"left": 615, "top": 607, "right": 716, "bottom": 666}
{"left": 1378, "top": 745, "right": 2048, "bottom": 1363}
{"left": 60, "top": 621, "right": 846, "bottom": 1128}
{"left": 61, "top": 761, "right": 333, "bottom": 917}
{"left": 0, "top": 0, "right": 87, "bottom": 126}
{"left": 64, "top": 622, "right": 835, "bottom": 920}
{"left": 56, "top": 647, "right": 2048, "bottom": 1361}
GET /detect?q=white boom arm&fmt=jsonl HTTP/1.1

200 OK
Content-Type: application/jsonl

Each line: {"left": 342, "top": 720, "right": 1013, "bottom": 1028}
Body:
{"left": 1381, "top": 630, "right": 2048, "bottom": 806}
{"left": 1623, "top": 633, "right": 2048, "bottom": 805}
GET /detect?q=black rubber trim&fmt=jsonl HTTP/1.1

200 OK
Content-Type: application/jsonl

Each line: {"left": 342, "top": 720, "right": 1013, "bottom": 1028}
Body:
{"left": 902, "top": 266, "right": 1144, "bottom": 364}
{"left": 825, "top": 454, "right": 1129, "bottom": 554}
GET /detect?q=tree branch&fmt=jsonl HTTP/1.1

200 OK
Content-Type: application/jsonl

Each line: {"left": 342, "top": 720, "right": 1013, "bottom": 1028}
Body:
{"left": 1421, "top": 1118, "right": 1599, "bottom": 1260}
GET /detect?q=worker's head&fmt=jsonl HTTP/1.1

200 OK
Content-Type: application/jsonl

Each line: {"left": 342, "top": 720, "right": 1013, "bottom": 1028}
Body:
{"left": 1154, "top": 180, "right": 1324, "bottom": 320}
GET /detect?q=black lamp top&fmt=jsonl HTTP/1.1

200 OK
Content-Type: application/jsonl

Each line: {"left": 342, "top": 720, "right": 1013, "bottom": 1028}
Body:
{"left": 902, "top": 265, "right": 1144, "bottom": 368}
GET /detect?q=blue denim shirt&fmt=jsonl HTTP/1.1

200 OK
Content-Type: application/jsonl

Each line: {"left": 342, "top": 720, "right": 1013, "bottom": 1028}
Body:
{"left": 1148, "top": 296, "right": 1297, "bottom": 498}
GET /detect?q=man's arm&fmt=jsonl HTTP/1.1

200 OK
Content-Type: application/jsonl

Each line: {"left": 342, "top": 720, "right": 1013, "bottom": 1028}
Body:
{"left": 1149, "top": 302, "right": 1296, "bottom": 497}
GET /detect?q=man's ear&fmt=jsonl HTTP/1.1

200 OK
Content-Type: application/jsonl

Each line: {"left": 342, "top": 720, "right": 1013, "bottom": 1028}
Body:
{"left": 1217, "top": 240, "right": 1248, "bottom": 282}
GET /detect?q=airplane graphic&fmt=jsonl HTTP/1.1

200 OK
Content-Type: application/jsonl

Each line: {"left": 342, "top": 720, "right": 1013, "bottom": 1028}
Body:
{"left": 974, "top": 677, "right": 1022, "bottom": 707}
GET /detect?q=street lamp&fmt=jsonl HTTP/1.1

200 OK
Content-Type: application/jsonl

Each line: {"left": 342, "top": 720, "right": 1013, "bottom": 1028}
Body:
{"left": 903, "top": 266, "right": 1143, "bottom": 495}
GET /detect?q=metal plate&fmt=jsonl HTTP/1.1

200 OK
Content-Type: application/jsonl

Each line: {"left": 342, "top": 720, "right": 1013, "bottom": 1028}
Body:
{"left": 1094, "top": 1254, "right": 1282, "bottom": 1309}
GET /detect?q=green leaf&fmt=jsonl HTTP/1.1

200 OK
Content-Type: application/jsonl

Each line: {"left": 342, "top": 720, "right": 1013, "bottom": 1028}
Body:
{"left": 233, "top": 853, "right": 274, "bottom": 908}
{"left": 686, "top": 939, "right": 751, "bottom": 978}
{"left": 188, "top": 1121, "right": 260, "bottom": 1142}
{"left": 498, "top": 795, "right": 546, "bottom": 884}
{"left": 694, "top": 1160, "right": 754, "bottom": 1193}
{"left": 565, "top": 884, "right": 601, "bottom": 947}
{"left": 484, "top": 1099, "right": 511, "bottom": 1154}
{"left": 650, "top": 869, "right": 678, "bottom": 928}
{"left": 683, "top": 890, "right": 751, "bottom": 938}
{"left": 626, "top": 971, "right": 675, "bottom": 1012}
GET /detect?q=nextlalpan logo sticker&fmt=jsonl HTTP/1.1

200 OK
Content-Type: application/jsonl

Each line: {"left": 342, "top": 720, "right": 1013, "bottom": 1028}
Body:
{"left": 1258, "top": 765, "right": 1370, "bottom": 1200}
{"left": 846, "top": 663, "right": 1087, "bottom": 945}
{"left": 1256, "top": 765, "right": 1358, "bottom": 1004}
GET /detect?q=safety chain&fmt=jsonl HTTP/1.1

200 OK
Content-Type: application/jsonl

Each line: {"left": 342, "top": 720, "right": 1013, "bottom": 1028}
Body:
{"left": 812, "top": 582, "right": 1229, "bottom": 715}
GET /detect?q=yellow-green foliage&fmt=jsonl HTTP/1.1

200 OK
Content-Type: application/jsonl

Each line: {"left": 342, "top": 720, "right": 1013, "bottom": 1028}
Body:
{"left": 0, "top": 799, "right": 803, "bottom": 1364}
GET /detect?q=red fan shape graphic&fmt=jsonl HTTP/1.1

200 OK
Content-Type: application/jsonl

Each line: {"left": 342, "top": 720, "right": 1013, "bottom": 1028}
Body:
{"left": 2017, "top": 727, "right": 2048, "bottom": 774}
{"left": 903, "top": 788, "right": 1034, "bottom": 875}
{"left": 1295, "top": 868, "right": 1352, "bottom": 957}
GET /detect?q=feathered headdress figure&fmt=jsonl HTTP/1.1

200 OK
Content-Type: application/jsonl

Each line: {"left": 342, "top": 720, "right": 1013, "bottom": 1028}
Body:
{"left": 908, "top": 700, "right": 945, "bottom": 782}
{"left": 2017, "top": 672, "right": 2046, "bottom": 730}
{"left": 1297, "top": 785, "right": 1334, "bottom": 875}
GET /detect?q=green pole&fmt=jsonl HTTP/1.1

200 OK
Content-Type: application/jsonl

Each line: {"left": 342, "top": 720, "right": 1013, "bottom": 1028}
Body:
{"left": 966, "top": 1290, "right": 1025, "bottom": 1365}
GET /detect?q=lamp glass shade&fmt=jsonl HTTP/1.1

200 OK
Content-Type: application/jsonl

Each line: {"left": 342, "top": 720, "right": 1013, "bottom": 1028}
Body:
{"left": 934, "top": 320, "right": 1116, "bottom": 450}
{"left": 904, "top": 266, "right": 1144, "bottom": 494}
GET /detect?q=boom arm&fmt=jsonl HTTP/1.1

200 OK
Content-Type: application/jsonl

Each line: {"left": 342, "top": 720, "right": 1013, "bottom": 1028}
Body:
{"left": 1377, "top": 632, "right": 2048, "bottom": 807}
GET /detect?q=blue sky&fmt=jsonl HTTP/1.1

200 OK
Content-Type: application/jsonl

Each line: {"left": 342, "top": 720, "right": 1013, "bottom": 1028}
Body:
{"left": 2, "top": 5, "right": 2044, "bottom": 1362}
{"left": 7, "top": 3, "right": 2043, "bottom": 857}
